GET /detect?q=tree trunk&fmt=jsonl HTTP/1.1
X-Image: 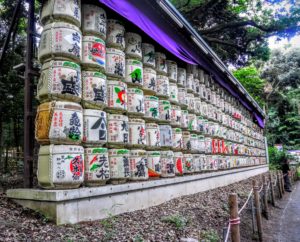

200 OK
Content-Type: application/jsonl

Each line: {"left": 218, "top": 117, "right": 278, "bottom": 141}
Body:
{"left": 0, "top": 114, "right": 3, "bottom": 173}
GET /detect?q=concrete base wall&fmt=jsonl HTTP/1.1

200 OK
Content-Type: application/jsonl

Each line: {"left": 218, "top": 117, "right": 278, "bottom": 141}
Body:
{"left": 7, "top": 165, "right": 268, "bottom": 225}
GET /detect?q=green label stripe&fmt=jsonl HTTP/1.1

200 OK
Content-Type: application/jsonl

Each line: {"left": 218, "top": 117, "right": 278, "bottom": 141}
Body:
{"left": 117, "top": 149, "right": 129, "bottom": 155}
{"left": 131, "top": 60, "right": 142, "bottom": 66}
{"left": 92, "top": 148, "right": 107, "bottom": 154}
{"left": 93, "top": 72, "right": 106, "bottom": 79}
{"left": 63, "top": 61, "right": 80, "bottom": 70}
{"left": 147, "top": 96, "right": 159, "bottom": 100}
{"left": 149, "top": 152, "right": 160, "bottom": 156}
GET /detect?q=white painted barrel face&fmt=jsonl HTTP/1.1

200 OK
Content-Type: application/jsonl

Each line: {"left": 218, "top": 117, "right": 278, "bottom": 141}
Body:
{"left": 107, "top": 114, "right": 129, "bottom": 145}
{"left": 84, "top": 147, "right": 109, "bottom": 185}
{"left": 182, "top": 131, "right": 191, "bottom": 151}
{"left": 194, "top": 98, "right": 201, "bottom": 115}
{"left": 83, "top": 109, "right": 107, "bottom": 145}
{"left": 127, "top": 88, "right": 145, "bottom": 116}
{"left": 166, "top": 60, "right": 177, "bottom": 82}
{"left": 177, "top": 68, "right": 186, "bottom": 87}
{"left": 170, "top": 105, "right": 181, "bottom": 127}
{"left": 37, "top": 145, "right": 84, "bottom": 189}
{"left": 107, "top": 80, "right": 127, "bottom": 112}
{"left": 40, "top": 0, "right": 81, "bottom": 27}
{"left": 178, "top": 88, "right": 188, "bottom": 108}
{"left": 106, "top": 48, "right": 125, "bottom": 78}
{"left": 187, "top": 113, "right": 197, "bottom": 132}
{"left": 82, "top": 71, "right": 107, "bottom": 109}
{"left": 181, "top": 110, "right": 189, "bottom": 129}
{"left": 38, "top": 22, "right": 82, "bottom": 62}
{"left": 190, "top": 133, "right": 198, "bottom": 152}
{"left": 147, "top": 151, "right": 161, "bottom": 177}
{"left": 169, "top": 82, "right": 179, "bottom": 104}
{"left": 172, "top": 128, "right": 183, "bottom": 150}
{"left": 156, "top": 75, "right": 170, "bottom": 98}
{"left": 108, "top": 149, "right": 130, "bottom": 180}
{"left": 159, "top": 125, "right": 173, "bottom": 148}
{"left": 82, "top": 36, "right": 106, "bottom": 71}
{"left": 159, "top": 100, "right": 171, "bottom": 123}
{"left": 106, "top": 19, "right": 125, "bottom": 50}
{"left": 186, "top": 73, "right": 194, "bottom": 93}
{"left": 125, "top": 59, "right": 143, "bottom": 87}
{"left": 183, "top": 153, "right": 193, "bottom": 174}
{"left": 129, "top": 150, "right": 148, "bottom": 180}
{"left": 186, "top": 93, "right": 195, "bottom": 113}
{"left": 192, "top": 154, "right": 201, "bottom": 172}
{"left": 174, "top": 152, "right": 183, "bottom": 175}
{"left": 143, "top": 67, "right": 157, "bottom": 94}
{"left": 38, "top": 60, "right": 82, "bottom": 103}
{"left": 125, "top": 32, "right": 142, "bottom": 60}
{"left": 82, "top": 4, "right": 106, "bottom": 39}
{"left": 144, "top": 95, "right": 159, "bottom": 120}
{"left": 160, "top": 150, "right": 175, "bottom": 178}
{"left": 142, "top": 43, "right": 155, "bottom": 68}
{"left": 128, "top": 118, "right": 146, "bottom": 147}
{"left": 35, "top": 101, "right": 83, "bottom": 145}
{"left": 145, "top": 123, "right": 160, "bottom": 148}
{"left": 155, "top": 52, "right": 167, "bottom": 75}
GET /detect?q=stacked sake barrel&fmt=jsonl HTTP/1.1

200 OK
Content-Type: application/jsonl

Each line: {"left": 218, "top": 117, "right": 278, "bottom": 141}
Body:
{"left": 34, "top": 1, "right": 266, "bottom": 190}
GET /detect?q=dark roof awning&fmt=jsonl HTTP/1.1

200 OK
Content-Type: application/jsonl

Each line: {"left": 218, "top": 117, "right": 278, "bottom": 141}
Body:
{"left": 99, "top": 0, "right": 266, "bottom": 128}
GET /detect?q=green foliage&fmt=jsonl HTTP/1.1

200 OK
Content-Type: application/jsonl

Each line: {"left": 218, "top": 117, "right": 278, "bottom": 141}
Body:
{"left": 233, "top": 65, "right": 265, "bottom": 107}
{"left": 268, "top": 147, "right": 295, "bottom": 170}
{"left": 199, "top": 229, "right": 220, "bottom": 242}
{"left": 161, "top": 214, "right": 188, "bottom": 229}
{"left": 170, "top": 0, "right": 300, "bottom": 66}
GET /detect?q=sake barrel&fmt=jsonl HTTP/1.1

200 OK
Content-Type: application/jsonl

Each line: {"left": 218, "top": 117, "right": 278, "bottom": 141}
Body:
{"left": 193, "top": 154, "right": 201, "bottom": 172}
{"left": 37, "top": 145, "right": 84, "bottom": 189}
{"left": 107, "top": 114, "right": 129, "bottom": 146}
{"left": 178, "top": 88, "right": 188, "bottom": 108}
{"left": 159, "top": 100, "right": 171, "bottom": 123}
{"left": 128, "top": 118, "right": 146, "bottom": 147}
{"left": 198, "top": 135, "right": 206, "bottom": 152}
{"left": 143, "top": 67, "right": 157, "bottom": 94}
{"left": 172, "top": 128, "right": 183, "bottom": 150}
{"left": 109, "top": 149, "right": 130, "bottom": 181}
{"left": 155, "top": 52, "right": 167, "bottom": 75}
{"left": 106, "top": 19, "right": 125, "bottom": 50}
{"left": 182, "top": 131, "right": 191, "bottom": 151}
{"left": 194, "top": 78, "right": 200, "bottom": 96}
{"left": 199, "top": 83, "right": 207, "bottom": 101}
{"left": 83, "top": 109, "right": 107, "bottom": 145}
{"left": 37, "top": 60, "right": 81, "bottom": 103}
{"left": 107, "top": 80, "right": 127, "bottom": 113}
{"left": 205, "top": 137, "right": 212, "bottom": 154}
{"left": 40, "top": 0, "right": 81, "bottom": 27}
{"left": 197, "top": 116, "right": 205, "bottom": 134}
{"left": 186, "top": 73, "right": 194, "bottom": 93}
{"left": 127, "top": 88, "right": 145, "bottom": 116}
{"left": 186, "top": 93, "right": 195, "bottom": 113}
{"left": 190, "top": 133, "right": 198, "bottom": 153}
{"left": 199, "top": 155, "right": 206, "bottom": 170}
{"left": 166, "top": 60, "right": 177, "bottom": 82}
{"left": 183, "top": 153, "right": 193, "bottom": 174}
{"left": 106, "top": 48, "right": 125, "bottom": 78}
{"left": 144, "top": 95, "right": 160, "bottom": 121}
{"left": 174, "top": 152, "right": 183, "bottom": 175}
{"left": 82, "top": 71, "right": 107, "bottom": 109}
{"left": 82, "top": 36, "right": 106, "bottom": 71}
{"left": 82, "top": 4, "right": 106, "bottom": 39}
{"left": 38, "top": 22, "right": 82, "bottom": 62}
{"left": 170, "top": 105, "right": 182, "bottom": 127}
{"left": 177, "top": 68, "right": 186, "bottom": 87}
{"left": 142, "top": 43, "right": 155, "bottom": 68}
{"left": 194, "top": 98, "right": 201, "bottom": 115}
{"left": 35, "top": 101, "right": 83, "bottom": 144}
{"left": 181, "top": 110, "right": 189, "bottom": 129}
{"left": 169, "top": 82, "right": 179, "bottom": 104}
{"left": 156, "top": 75, "right": 170, "bottom": 98}
{"left": 84, "top": 147, "right": 109, "bottom": 186}
{"left": 125, "top": 59, "right": 143, "bottom": 87}
{"left": 125, "top": 32, "right": 142, "bottom": 60}
{"left": 147, "top": 151, "right": 161, "bottom": 177}
{"left": 145, "top": 123, "right": 160, "bottom": 148}
{"left": 187, "top": 113, "right": 197, "bottom": 132}
{"left": 160, "top": 150, "right": 175, "bottom": 178}
{"left": 159, "top": 125, "right": 173, "bottom": 148}
{"left": 129, "top": 149, "right": 148, "bottom": 180}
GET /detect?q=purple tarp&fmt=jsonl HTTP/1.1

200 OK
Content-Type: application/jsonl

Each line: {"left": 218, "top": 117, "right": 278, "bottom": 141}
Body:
{"left": 100, "top": 0, "right": 265, "bottom": 128}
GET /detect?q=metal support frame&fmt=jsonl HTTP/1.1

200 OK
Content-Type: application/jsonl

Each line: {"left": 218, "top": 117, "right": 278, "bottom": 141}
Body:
{"left": 23, "top": 0, "right": 36, "bottom": 188}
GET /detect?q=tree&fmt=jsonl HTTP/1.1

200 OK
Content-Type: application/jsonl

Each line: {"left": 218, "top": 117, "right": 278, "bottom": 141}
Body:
{"left": 232, "top": 65, "right": 265, "bottom": 107}
{"left": 171, "top": 0, "right": 300, "bottom": 66}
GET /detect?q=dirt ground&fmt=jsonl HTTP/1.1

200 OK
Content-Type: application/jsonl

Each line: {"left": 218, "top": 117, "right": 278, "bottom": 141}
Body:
{"left": 0, "top": 173, "right": 295, "bottom": 242}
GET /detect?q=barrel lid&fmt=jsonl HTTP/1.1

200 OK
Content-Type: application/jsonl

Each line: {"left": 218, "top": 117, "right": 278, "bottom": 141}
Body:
{"left": 83, "top": 109, "right": 105, "bottom": 116}
{"left": 82, "top": 71, "right": 106, "bottom": 79}
{"left": 39, "top": 145, "right": 84, "bottom": 155}
{"left": 145, "top": 95, "right": 159, "bottom": 101}
{"left": 147, "top": 151, "right": 160, "bottom": 156}
{"left": 82, "top": 36, "right": 105, "bottom": 44}
{"left": 43, "top": 22, "right": 81, "bottom": 32}
{"left": 128, "top": 88, "right": 143, "bottom": 94}
{"left": 41, "top": 60, "right": 80, "bottom": 71}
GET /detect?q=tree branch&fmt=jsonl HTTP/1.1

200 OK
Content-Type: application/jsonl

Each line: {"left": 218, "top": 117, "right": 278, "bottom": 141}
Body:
{"left": 202, "top": 36, "right": 244, "bottom": 49}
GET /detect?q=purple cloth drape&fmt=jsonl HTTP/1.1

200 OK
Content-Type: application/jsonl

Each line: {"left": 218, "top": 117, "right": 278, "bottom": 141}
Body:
{"left": 99, "top": 0, "right": 265, "bottom": 128}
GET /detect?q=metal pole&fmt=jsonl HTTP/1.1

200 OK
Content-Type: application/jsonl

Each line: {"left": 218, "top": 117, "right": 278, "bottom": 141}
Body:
{"left": 23, "top": 0, "right": 35, "bottom": 188}
{"left": 229, "top": 193, "right": 241, "bottom": 242}
{"left": 0, "top": 0, "right": 22, "bottom": 69}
